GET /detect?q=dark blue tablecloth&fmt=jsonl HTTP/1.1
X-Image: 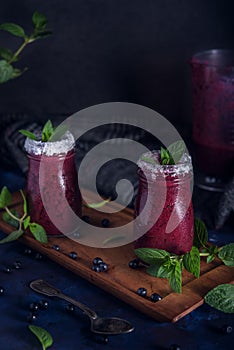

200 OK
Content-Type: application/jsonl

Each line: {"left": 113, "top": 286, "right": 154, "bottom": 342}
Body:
{"left": 0, "top": 170, "right": 233, "bottom": 350}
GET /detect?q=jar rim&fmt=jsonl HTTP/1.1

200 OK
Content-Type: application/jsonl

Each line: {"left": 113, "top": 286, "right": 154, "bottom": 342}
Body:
{"left": 24, "top": 131, "right": 75, "bottom": 156}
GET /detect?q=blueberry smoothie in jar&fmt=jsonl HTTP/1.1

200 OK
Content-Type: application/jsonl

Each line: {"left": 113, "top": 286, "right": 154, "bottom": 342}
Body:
{"left": 134, "top": 151, "right": 194, "bottom": 255}
{"left": 24, "top": 131, "right": 82, "bottom": 236}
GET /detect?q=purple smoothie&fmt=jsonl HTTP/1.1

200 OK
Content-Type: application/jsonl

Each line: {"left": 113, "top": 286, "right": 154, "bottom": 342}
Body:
{"left": 134, "top": 151, "right": 194, "bottom": 255}
{"left": 25, "top": 132, "right": 82, "bottom": 236}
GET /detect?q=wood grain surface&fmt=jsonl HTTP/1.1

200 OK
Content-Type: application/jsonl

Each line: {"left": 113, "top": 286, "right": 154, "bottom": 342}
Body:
{"left": 0, "top": 190, "right": 233, "bottom": 323}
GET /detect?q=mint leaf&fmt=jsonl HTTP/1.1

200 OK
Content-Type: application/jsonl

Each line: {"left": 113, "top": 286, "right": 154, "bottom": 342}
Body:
{"left": 29, "top": 325, "right": 53, "bottom": 350}
{"left": 2, "top": 210, "right": 19, "bottom": 228}
{"left": 0, "top": 23, "right": 26, "bottom": 38}
{"left": 29, "top": 223, "right": 48, "bottom": 243}
{"left": 207, "top": 254, "right": 215, "bottom": 264}
{"left": 42, "top": 119, "right": 54, "bottom": 142}
{"left": 0, "top": 229, "right": 23, "bottom": 243}
{"left": 140, "top": 156, "right": 157, "bottom": 165}
{"left": 23, "top": 216, "right": 30, "bottom": 230}
{"left": 134, "top": 248, "right": 170, "bottom": 265}
{"left": 19, "top": 129, "right": 38, "bottom": 140}
{"left": 204, "top": 284, "right": 234, "bottom": 313}
{"left": 32, "top": 11, "right": 47, "bottom": 30}
{"left": 183, "top": 246, "right": 200, "bottom": 278}
{"left": 50, "top": 124, "right": 68, "bottom": 141}
{"left": 160, "top": 147, "right": 171, "bottom": 165}
{"left": 157, "top": 261, "right": 174, "bottom": 278}
{"left": 0, "top": 47, "right": 13, "bottom": 61}
{"left": 169, "top": 260, "right": 182, "bottom": 293}
{"left": 218, "top": 243, "right": 234, "bottom": 267}
{"left": 0, "top": 186, "right": 12, "bottom": 208}
{"left": 0, "top": 60, "right": 14, "bottom": 83}
{"left": 167, "top": 140, "right": 186, "bottom": 164}
{"left": 146, "top": 261, "right": 165, "bottom": 277}
{"left": 193, "top": 218, "right": 208, "bottom": 248}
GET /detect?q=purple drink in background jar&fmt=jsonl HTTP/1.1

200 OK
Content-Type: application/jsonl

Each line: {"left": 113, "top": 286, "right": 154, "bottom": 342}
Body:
{"left": 134, "top": 151, "right": 194, "bottom": 255}
{"left": 190, "top": 49, "right": 234, "bottom": 182}
{"left": 25, "top": 131, "right": 82, "bottom": 236}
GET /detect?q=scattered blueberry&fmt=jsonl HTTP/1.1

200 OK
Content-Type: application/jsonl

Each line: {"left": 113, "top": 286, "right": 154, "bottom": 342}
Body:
{"left": 150, "top": 293, "right": 162, "bottom": 303}
{"left": 169, "top": 344, "right": 181, "bottom": 350}
{"left": 69, "top": 251, "right": 78, "bottom": 260}
{"left": 99, "top": 262, "right": 108, "bottom": 272}
{"left": 0, "top": 287, "right": 5, "bottom": 296}
{"left": 27, "top": 312, "right": 37, "bottom": 323}
{"left": 65, "top": 303, "right": 75, "bottom": 312}
{"left": 82, "top": 215, "right": 90, "bottom": 223}
{"left": 92, "top": 265, "right": 101, "bottom": 272}
{"left": 94, "top": 335, "right": 109, "bottom": 344}
{"left": 2, "top": 266, "right": 12, "bottom": 274}
{"left": 52, "top": 244, "right": 60, "bottom": 251}
{"left": 23, "top": 248, "right": 32, "bottom": 255}
{"left": 101, "top": 218, "right": 110, "bottom": 227}
{"left": 13, "top": 261, "right": 22, "bottom": 269}
{"left": 128, "top": 258, "right": 140, "bottom": 269}
{"left": 136, "top": 287, "right": 147, "bottom": 297}
{"left": 221, "top": 324, "right": 233, "bottom": 334}
{"left": 29, "top": 302, "right": 40, "bottom": 312}
{"left": 39, "top": 299, "right": 49, "bottom": 310}
{"left": 92, "top": 257, "right": 103, "bottom": 265}
{"left": 35, "top": 253, "right": 43, "bottom": 260}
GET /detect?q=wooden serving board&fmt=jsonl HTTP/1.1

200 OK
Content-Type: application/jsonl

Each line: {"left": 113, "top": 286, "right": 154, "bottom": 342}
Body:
{"left": 0, "top": 190, "right": 233, "bottom": 323}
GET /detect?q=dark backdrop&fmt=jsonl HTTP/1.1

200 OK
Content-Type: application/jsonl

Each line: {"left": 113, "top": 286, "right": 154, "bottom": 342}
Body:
{"left": 0, "top": 0, "right": 234, "bottom": 132}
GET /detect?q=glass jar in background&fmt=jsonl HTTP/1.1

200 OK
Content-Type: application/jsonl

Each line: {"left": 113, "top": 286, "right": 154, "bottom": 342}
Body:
{"left": 190, "top": 49, "right": 234, "bottom": 190}
{"left": 134, "top": 151, "right": 194, "bottom": 255}
{"left": 25, "top": 131, "right": 82, "bottom": 236}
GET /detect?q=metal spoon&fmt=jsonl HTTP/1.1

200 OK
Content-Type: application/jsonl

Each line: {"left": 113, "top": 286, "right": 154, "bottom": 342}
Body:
{"left": 30, "top": 279, "right": 134, "bottom": 335}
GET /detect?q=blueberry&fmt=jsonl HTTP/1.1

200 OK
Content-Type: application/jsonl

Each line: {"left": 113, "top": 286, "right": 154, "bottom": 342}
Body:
{"left": 82, "top": 215, "right": 90, "bottom": 223}
{"left": 35, "top": 253, "right": 43, "bottom": 260}
{"left": 101, "top": 218, "right": 110, "bottom": 227}
{"left": 136, "top": 287, "right": 147, "bottom": 297}
{"left": 99, "top": 262, "right": 108, "bottom": 272}
{"left": 65, "top": 303, "right": 75, "bottom": 312}
{"left": 221, "top": 324, "right": 233, "bottom": 334}
{"left": 150, "top": 293, "right": 162, "bottom": 303}
{"left": 92, "top": 257, "right": 103, "bottom": 265}
{"left": 2, "top": 266, "right": 12, "bottom": 274}
{"left": 128, "top": 259, "right": 140, "bottom": 269}
{"left": 13, "top": 261, "right": 22, "bottom": 269}
{"left": 94, "top": 335, "right": 109, "bottom": 344}
{"left": 92, "top": 265, "right": 101, "bottom": 272}
{"left": 0, "top": 287, "right": 5, "bottom": 295}
{"left": 52, "top": 244, "right": 60, "bottom": 251}
{"left": 169, "top": 344, "right": 181, "bottom": 350}
{"left": 29, "top": 302, "right": 40, "bottom": 312}
{"left": 27, "top": 312, "right": 37, "bottom": 323}
{"left": 39, "top": 299, "right": 49, "bottom": 310}
{"left": 69, "top": 251, "right": 78, "bottom": 260}
{"left": 23, "top": 248, "right": 32, "bottom": 255}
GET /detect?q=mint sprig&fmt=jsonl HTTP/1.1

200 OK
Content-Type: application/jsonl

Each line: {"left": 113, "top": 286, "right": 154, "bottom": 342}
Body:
{"left": 28, "top": 325, "right": 53, "bottom": 350}
{"left": 19, "top": 119, "right": 67, "bottom": 142}
{"left": 0, "top": 11, "right": 52, "bottom": 83}
{"left": 204, "top": 284, "right": 234, "bottom": 313}
{"left": 0, "top": 186, "right": 47, "bottom": 244}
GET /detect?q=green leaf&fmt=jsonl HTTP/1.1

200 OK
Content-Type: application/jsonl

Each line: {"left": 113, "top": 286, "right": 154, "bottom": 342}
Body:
{"left": 20, "top": 189, "right": 27, "bottom": 214}
{"left": 0, "top": 47, "right": 13, "bottom": 61}
{"left": 32, "top": 11, "right": 47, "bottom": 29}
{"left": 160, "top": 147, "right": 171, "bottom": 165}
{"left": 218, "top": 243, "right": 234, "bottom": 267}
{"left": 193, "top": 218, "right": 208, "bottom": 248}
{"left": 0, "top": 60, "right": 14, "bottom": 83}
{"left": 32, "top": 30, "right": 52, "bottom": 40}
{"left": 204, "top": 284, "right": 234, "bottom": 313}
{"left": 85, "top": 198, "right": 111, "bottom": 209}
{"left": 0, "top": 229, "right": 23, "bottom": 244}
{"left": 42, "top": 119, "right": 54, "bottom": 142}
{"left": 23, "top": 216, "right": 30, "bottom": 230}
{"left": 146, "top": 261, "right": 164, "bottom": 277}
{"left": 167, "top": 140, "right": 186, "bottom": 164}
{"left": 140, "top": 156, "right": 157, "bottom": 165}
{"left": 134, "top": 248, "right": 170, "bottom": 265}
{"left": 207, "top": 254, "right": 215, "bottom": 264}
{"left": 169, "top": 260, "right": 182, "bottom": 293}
{"left": 157, "top": 262, "right": 174, "bottom": 278}
{"left": 102, "top": 235, "right": 125, "bottom": 246}
{"left": 19, "top": 129, "right": 38, "bottom": 140}
{"left": 28, "top": 325, "right": 53, "bottom": 350}
{"left": 0, "top": 186, "right": 12, "bottom": 208}
{"left": 29, "top": 223, "right": 48, "bottom": 243}
{"left": 0, "top": 23, "right": 26, "bottom": 38}
{"left": 2, "top": 210, "right": 19, "bottom": 228}
{"left": 183, "top": 246, "right": 200, "bottom": 278}
{"left": 50, "top": 124, "right": 68, "bottom": 141}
